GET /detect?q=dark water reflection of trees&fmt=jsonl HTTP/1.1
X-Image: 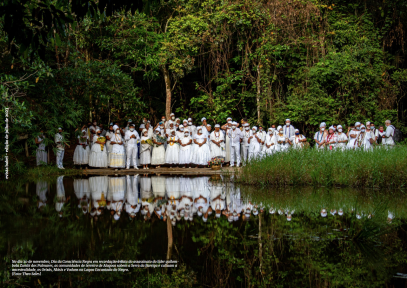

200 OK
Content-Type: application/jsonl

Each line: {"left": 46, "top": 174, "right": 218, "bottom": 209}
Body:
{"left": 1, "top": 175, "right": 406, "bottom": 287}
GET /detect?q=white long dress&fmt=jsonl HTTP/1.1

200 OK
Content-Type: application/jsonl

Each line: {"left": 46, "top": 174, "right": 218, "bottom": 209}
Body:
{"left": 248, "top": 133, "right": 262, "bottom": 160}
{"left": 179, "top": 136, "right": 192, "bottom": 164}
{"left": 224, "top": 128, "right": 231, "bottom": 162}
{"left": 165, "top": 136, "right": 179, "bottom": 164}
{"left": 109, "top": 133, "right": 126, "bottom": 168}
{"left": 139, "top": 136, "right": 152, "bottom": 165}
{"left": 347, "top": 130, "right": 361, "bottom": 149}
{"left": 336, "top": 133, "right": 348, "bottom": 151}
{"left": 36, "top": 136, "right": 48, "bottom": 166}
{"left": 89, "top": 135, "right": 108, "bottom": 168}
{"left": 89, "top": 176, "right": 109, "bottom": 210}
{"left": 192, "top": 134, "right": 211, "bottom": 165}
{"left": 151, "top": 134, "right": 166, "bottom": 165}
{"left": 73, "top": 135, "right": 90, "bottom": 165}
{"left": 263, "top": 133, "right": 277, "bottom": 155}
{"left": 74, "top": 179, "right": 90, "bottom": 210}
{"left": 105, "top": 131, "right": 115, "bottom": 155}
{"left": 275, "top": 133, "right": 289, "bottom": 152}
{"left": 210, "top": 131, "right": 225, "bottom": 158}
{"left": 292, "top": 135, "right": 306, "bottom": 149}
{"left": 152, "top": 176, "right": 166, "bottom": 199}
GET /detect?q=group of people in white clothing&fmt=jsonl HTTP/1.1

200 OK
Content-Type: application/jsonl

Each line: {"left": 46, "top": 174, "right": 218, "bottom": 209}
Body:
{"left": 37, "top": 175, "right": 396, "bottom": 224}
{"left": 34, "top": 114, "right": 398, "bottom": 169}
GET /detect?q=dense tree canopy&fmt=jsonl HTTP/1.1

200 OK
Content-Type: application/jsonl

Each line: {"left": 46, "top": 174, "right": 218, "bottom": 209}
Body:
{"left": 1, "top": 0, "right": 407, "bottom": 173}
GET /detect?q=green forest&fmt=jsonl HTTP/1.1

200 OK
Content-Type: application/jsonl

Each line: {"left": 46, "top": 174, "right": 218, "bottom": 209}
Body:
{"left": 1, "top": 0, "right": 407, "bottom": 173}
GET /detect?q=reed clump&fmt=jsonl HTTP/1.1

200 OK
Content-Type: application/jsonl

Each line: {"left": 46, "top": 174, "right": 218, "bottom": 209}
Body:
{"left": 236, "top": 146, "right": 407, "bottom": 188}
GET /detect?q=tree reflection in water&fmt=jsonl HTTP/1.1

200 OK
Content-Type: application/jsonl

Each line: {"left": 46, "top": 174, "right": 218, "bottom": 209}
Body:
{"left": 1, "top": 175, "right": 406, "bottom": 287}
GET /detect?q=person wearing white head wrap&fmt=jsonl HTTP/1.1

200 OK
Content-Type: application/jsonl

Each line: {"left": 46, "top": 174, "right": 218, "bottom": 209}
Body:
{"left": 179, "top": 130, "right": 193, "bottom": 167}
{"left": 191, "top": 126, "right": 211, "bottom": 166}
{"left": 55, "top": 127, "right": 69, "bottom": 169}
{"left": 89, "top": 121, "right": 100, "bottom": 148}
{"left": 165, "top": 130, "right": 180, "bottom": 166}
{"left": 353, "top": 124, "right": 372, "bottom": 150}
{"left": 35, "top": 130, "right": 48, "bottom": 166}
{"left": 284, "top": 119, "right": 295, "bottom": 139}
{"left": 139, "top": 128, "right": 152, "bottom": 169}
{"left": 221, "top": 118, "right": 236, "bottom": 164}
{"left": 151, "top": 128, "right": 166, "bottom": 167}
{"left": 275, "top": 125, "right": 289, "bottom": 152}
{"left": 240, "top": 123, "right": 252, "bottom": 162}
{"left": 257, "top": 125, "right": 266, "bottom": 152}
{"left": 210, "top": 124, "right": 226, "bottom": 159}
{"left": 124, "top": 123, "right": 140, "bottom": 169}
{"left": 347, "top": 122, "right": 362, "bottom": 149}
{"left": 73, "top": 128, "right": 90, "bottom": 166}
{"left": 89, "top": 127, "right": 108, "bottom": 168}
{"left": 335, "top": 125, "right": 348, "bottom": 151}
{"left": 263, "top": 127, "right": 277, "bottom": 155}
{"left": 108, "top": 125, "right": 126, "bottom": 169}
{"left": 314, "top": 122, "right": 327, "bottom": 149}
{"left": 228, "top": 121, "right": 243, "bottom": 167}
{"left": 323, "top": 126, "right": 337, "bottom": 150}
{"left": 248, "top": 126, "right": 262, "bottom": 161}
{"left": 292, "top": 129, "right": 307, "bottom": 149}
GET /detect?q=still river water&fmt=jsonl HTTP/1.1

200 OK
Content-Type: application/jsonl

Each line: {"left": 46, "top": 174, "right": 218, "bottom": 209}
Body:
{"left": 2, "top": 174, "right": 407, "bottom": 287}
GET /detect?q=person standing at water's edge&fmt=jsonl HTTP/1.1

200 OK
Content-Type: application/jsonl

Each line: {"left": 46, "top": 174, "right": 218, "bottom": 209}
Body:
{"left": 89, "top": 128, "right": 108, "bottom": 168}
{"left": 382, "top": 120, "right": 395, "bottom": 147}
{"left": 55, "top": 127, "right": 69, "bottom": 169}
{"left": 228, "top": 122, "right": 242, "bottom": 167}
{"left": 210, "top": 124, "right": 225, "bottom": 159}
{"left": 125, "top": 123, "right": 140, "bottom": 170}
{"left": 35, "top": 130, "right": 48, "bottom": 166}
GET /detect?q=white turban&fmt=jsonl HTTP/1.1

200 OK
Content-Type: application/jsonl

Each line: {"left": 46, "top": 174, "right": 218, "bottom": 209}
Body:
{"left": 320, "top": 122, "right": 326, "bottom": 128}
{"left": 113, "top": 125, "right": 119, "bottom": 131}
{"left": 360, "top": 124, "right": 365, "bottom": 129}
{"left": 96, "top": 128, "right": 101, "bottom": 132}
{"left": 168, "top": 120, "right": 174, "bottom": 125}
{"left": 215, "top": 124, "right": 220, "bottom": 128}
{"left": 188, "top": 118, "right": 192, "bottom": 121}
{"left": 328, "top": 126, "right": 335, "bottom": 131}
{"left": 58, "top": 127, "right": 62, "bottom": 130}
{"left": 142, "top": 128, "right": 147, "bottom": 134}
{"left": 201, "top": 117, "right": 206, "bottom": 122}
{"left": 170, "top": 113, "right": 174, "bottom": 116}
{"left": 355, "top": 122, "right": 361, "bottom": 126}
{"left": 197, "top": 127, "right": 203, "bottom": 132}
{"left": 207, "top": 124, "right": 211, "bottom": 127}
{"left": 155, "top": 128, "right": 160, "bottom": 133}
{"left": 337, "top": 125, "right": 342, "bottom": 129}
{"left": 175, "top": 118, "right": 180, "bottom": 122}
{"left": 232, "top": 121, "right": 238, "bottom": 126}
{"left": 82, "top": 129, "right": 86, "bottom": 133}
{"left": 295, "top": 129, "right": 299, "bottom": 132}
{"left": 183, "top": 119, "right": 188, "bottom": 123}
{"left": 366, "top": 121, "right": 371, "bottom": 126}
{"left": 277, "top": 125, "right": 283, "bottom": 131}
{"left": 252, "top": 126, "right": 258, "bottom": 131}
{"left": 285, "top": 119, "right": 290, "bottom": 122}
{"left": 227, "top": 117, "right": 232, "bottom": 120}
{"left": 114, "top": 214, "right": 120, "bottom": 221}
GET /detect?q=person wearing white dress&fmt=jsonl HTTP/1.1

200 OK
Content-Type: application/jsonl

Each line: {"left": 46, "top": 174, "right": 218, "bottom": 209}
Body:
{"left": 177, "top": 125, "right": 185, "bottom": 139}
{"left": 35, "top": 131, "right": 48, "bottom": 166}
{"left": 54, "top": 127, "right": 69, "bottom": 169}
{"left": 248, "top": 126, "right": 262, "bottom": 161}
{"left": 228, "top": 122, "right": 242, "bottom": 167}
{"left": 257, "top": 125, "right": 267, "bottom": 151}
{"left": 109, "top": 126, "right": 126, "bottom": 169}
{"left": 382, "top": 119, "right": 396, "bottom": 147}
{"left": 221, "top": 117, "right": 233, "bottom": 163}
{"left": 323, "top": 126, "right": 337, "bottom": 151}
{"left": 74, "top": 178, "right": 90, "bottom": 214}
{"left": 73, "top": 129, "right": 90, "bottom": 166}
{"left": 292, "top": 129, "right": 307, "bottom": 149}
{"left": 109, "top": 176, "right": 126, "bottom": 221}
{"left": 89, "top": 121, "right": 99, "bottom": 149}
{"left": 335, "top": 125, "right": 348, "bottom": 150}
{"left": 347, "top": 122, "right": 361, "bottom": 149}
{"left": 125, "top": 175, "right": 140, "bottom": 219}
{"left": 192, "top": 127, "right": 211, "bottom": 166}
{"left": 263, "top": 127, "right": 277, "bottom": 155}
{"left": 275, "top": 126, "right": 289, "bottom": 152}
{"left": 139, "top": 129, "right": 152, "bottom": 169}
{"left": 179, "top": 130, "right": 193, "bottom": 168}
{"left": 283, "top": 119, "right": 296, "bottom": 140}
{"left": 125, "top": 123, "right": 140, "bottom": 169}
{"left": 151, "top": 128, "right": 166, "bottom": 168}
{"left": 187, "top": 118, "right": 197, "bottom": 138}
{"left": 55, "top": 176, "right": 67, "bottom": 218}
{"left": 36, "top": 180, "right": 48, "bottom": 209}
{"left": 165, "top": 130, "right": 180, "bottom": 166}
{"left": 88, "top": 128, "right": 108, "bottom": 168}
{"left": 210, "top": 124, "right": 225, "bottom": 159}
{"left": 355, "top": 125, "right": 372, "bottom": 150}
{"left": 314, "top": 122, "right": 327, "bottom": 149}
{"left": 105, "top": 124, "right": 115, "bottom": 155}
{"left": 241, "top": 123, "right": 252, "bottom": 162}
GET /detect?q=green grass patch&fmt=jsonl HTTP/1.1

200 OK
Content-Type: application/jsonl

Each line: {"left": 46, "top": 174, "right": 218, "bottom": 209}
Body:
{"left": 236, "top": 146, "right": 407, "bottom": 188}
{"left": 26, "top": 165, "right": 82, "bottom": 181}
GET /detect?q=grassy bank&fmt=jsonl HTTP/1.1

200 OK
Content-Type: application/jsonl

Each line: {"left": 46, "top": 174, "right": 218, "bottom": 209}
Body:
{"left": 236, "top": 146, "right": 407, "bottom": 188}
{"left": 26, "top": 165, "right": 82, "bottom": 180}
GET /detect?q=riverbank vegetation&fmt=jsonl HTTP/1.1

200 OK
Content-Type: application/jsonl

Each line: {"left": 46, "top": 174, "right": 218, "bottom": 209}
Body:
{"left": 1, "top": 0, "right": 407, "bottom": 175}
{"left": 236, "top": 146, "right": 407, "bottom": 188}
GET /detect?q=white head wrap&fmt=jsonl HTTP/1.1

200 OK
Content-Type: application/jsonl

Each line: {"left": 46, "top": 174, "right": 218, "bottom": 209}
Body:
{"left": 252, "top": 126, "right": 258, "bottom": 131}
{"left": 320, "top": 122, "right": 326, "bottom": 128}
{"left": 142, "top": 128, "right": 147, "bottom": 134}
{"left": 337, "top": 125, "right": 342, "bottom": 129}
{"left": 355, "top": 122, "right": 361, "bottom": 126}
{"left": 114, "top": 214, "right": 120, "bottom": 221}
{"left": 328, "top": 126, "right": 334, "bottom": 131}
{"left": 183, "top": 119, "right": 188, "bottom": 123}
{"left": 285, "top": 119, "right": 290, "bottom": 122}
{"left": 232, "top": 121, "right": 238, "bottom": 126}
{"left": 188, "top": 118, "right": 192, "bottom": 121}
{"left": 215, "top": 124, "right": 220, "bottom": 128}
{"left": 58, "top": 127, "right": 62, "bottom": 130}
{"left": 360, "top": 124, "right": 365, "bottom": 129}
{"left": 207, "top": 124, "right": 211, "bottom": 127}
{"left": 170, "top": 113, "right": 174, "bottom": 116}
{"left": 113, "top": 125, "right": 119, "bottom": 131}
{"left": 201, "top": 117, "right": 206, "bottom": 122}
{"left": 295, "top": 129, "right": 299, "bottom": 132}
{"left": 227, "top": 117, "right": 232, "bottom": 120}
{"left": 277, "top": 125, "right": 283, "bottom": 131}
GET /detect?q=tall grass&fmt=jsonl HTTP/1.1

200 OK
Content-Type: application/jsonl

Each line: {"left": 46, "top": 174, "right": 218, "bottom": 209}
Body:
{"left": 236, "top": 146, "right": 407, "bottom": 188}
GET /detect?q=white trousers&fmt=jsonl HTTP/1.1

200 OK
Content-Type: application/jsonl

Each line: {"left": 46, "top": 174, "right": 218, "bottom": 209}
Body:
{"left": 230, "top": 145, "right": 241, "bottom": 166}
{"left": 56, "top": 149, "right": 64, "bottom": 167}
{"left": 241, "top": 146, "right": 249, "bottom": 162}
{"left": 126, "top": 145, "right": 138, "bottom": 168}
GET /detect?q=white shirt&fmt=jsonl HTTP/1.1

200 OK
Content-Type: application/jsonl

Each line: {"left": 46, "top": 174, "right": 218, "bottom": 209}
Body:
{"left": 384, "top": 125, "right": 395, "bottom": 145}
{"left": 228, "top": 129, "right": 242, "bottom": 147}
{"left": 125, "top": 130, "right": 140, "bottom": 146}
{"left": 54, "top": 133, "right": 64, "bottom": 150}
{"left": 241, "top": 129, "right": 253, "bottom": 147}
{"left": 336, "top": 133, "right": 348, "bottom": 149}
{"left": 283, "top": 125, "right": 295, "bottom": 139}
{"left": 314, "top": 131, "right": 325, "bottom": 149}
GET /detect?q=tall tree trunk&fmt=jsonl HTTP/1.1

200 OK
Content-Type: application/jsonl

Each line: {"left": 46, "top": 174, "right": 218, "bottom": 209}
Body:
{"left": 256, "top": 64, "right": 261, "bottom": 124}
{"left": 163, "top": 65, "right": 172, "bottom": 119}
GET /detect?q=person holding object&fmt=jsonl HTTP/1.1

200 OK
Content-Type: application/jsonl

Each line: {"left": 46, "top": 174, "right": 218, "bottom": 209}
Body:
{"left": 210, "top": 124, "right": 225, "bottom": 159}
{"left": 263, "top": 127, "right": 277, "bottom": 155}
{"left": 139, "top": 129, "right": 152, "bottom": 169}
{"left": 125, "top": 123, "right": 140, "bottom": 169}
{"left": 179, "top": 130, "right": 193, "bottom": 168}
{"left": 191, "top": 127, "right": 211, "bottom": 167}
{"left": 347, "top": 122, "right": 361, "bottom": 149}
{"left": 151, "top": 128, "right": 166, "bottom": 168}
{"left": 73, "top": 128, "right": 90, "bottom": 166}
{"left": 105, "top": 124, "right": 115, "bottom": 155}
{"left": 292, "top": 129, "right": 307, "bottom": 149}
{"left": 323, "top": 126, "right": 337, "bottom": 150}
{"left": 35, "top": 130, "right": 48, "bottom": 166}
{"left": 89, "top": 128, "right": 108, "bottom": 168}
{"left": 54, "top": 127, "right": 70, "bottom": 169}
{"left": 228, "top": 122, "right": 242, "bottom": 167}
{"left": 165, "top": 130, "right": 180, "bottom": 166}
{"left": 314, "top": 122, "right": 326, "bottom": 149}
{"left": 335, "top": 125, "right": 348, "bottom": 151}
{"left": 109, "top": 126, "right": 126, "bottom": 169}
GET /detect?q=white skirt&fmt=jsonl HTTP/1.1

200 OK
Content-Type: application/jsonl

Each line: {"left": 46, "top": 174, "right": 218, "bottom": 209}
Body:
{"left": 109, "top": 153, "right": 126, "bottom": 168}
{"left": 140, "top": 148, "right": 151, "bottom": 165}
{"left": 89, "top": 144, "right": 108, "bottom": 168}
{"left": 210, "top": 143, "right": 225, "bottom": 158}
{"left": 165, "top": 144, "right": 179, "bottom": 164}
{"left": 191, "top": 143, "right": 211, "bottom": 165}
{"left": 36, "top": 146, "right": 48, "bottom": 166}
{"left": 225, "top": 136, "right": 231, "bottom": 162}
{"left": 73, "top": 145, "right": 90, "bottom": 165}
{"left": 151, "top": 145, "right": 165, "bottom": 165}
{"left": 179, "top": 147, "right": 192, "bottom": 164}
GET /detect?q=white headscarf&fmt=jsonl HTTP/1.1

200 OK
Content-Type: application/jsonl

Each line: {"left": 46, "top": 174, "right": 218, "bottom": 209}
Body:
{"left": 277, "top": 125, "right": 283, "bottom": 132}
{"left": 201, "top": 117, "right": 206, "bottom": 122}
{"left": 113, "top": 125, "right": 119, "bottom": 132}
{"left": 320, "top": 122, "right": 326, "bottom": 128}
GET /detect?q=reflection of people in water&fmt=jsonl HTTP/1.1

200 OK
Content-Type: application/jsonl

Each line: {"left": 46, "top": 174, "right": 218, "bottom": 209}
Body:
{"left": 90, "top": 176, "right": 108, "bottom": 217}
{"left": 126, "top": 175, "right": 140, "bottom": 219}
{"left": 74, "top": 179, "right": 90, "bottom": 215}
{"left": 109, "top": 176, "right": 126, "bottom": 221}
{"left": 36, "top": 180, "right": 48, "bottom": 210}
{"left": 321, "top": 208, "right": 327, "bottom": 218}
{"left": 140, "top": 175, "right": 153, "bottom": 220}
{"left": 55, "top": 176, "right": 70, "bottom": 217}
